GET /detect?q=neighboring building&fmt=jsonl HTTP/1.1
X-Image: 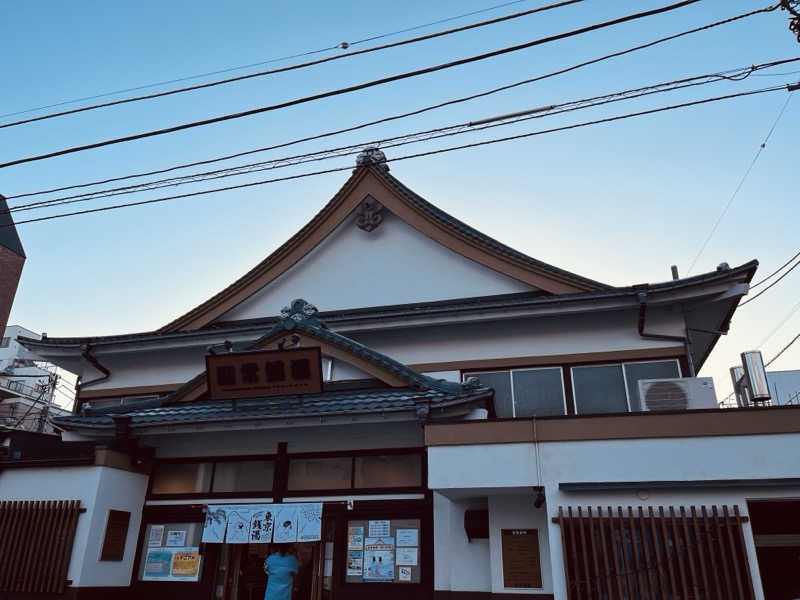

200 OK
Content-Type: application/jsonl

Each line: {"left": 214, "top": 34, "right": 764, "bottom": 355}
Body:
{"left": 0, "top": 194, "right": 25, "bottom": 333}
{"left": 0, "top": 325, "right": 70, "bottom": 434}
{"left": 3, "top": 151, "right": 798, "bottom": 600}
{"left": 765, "top": 369, "right": 800, "bottom": 405}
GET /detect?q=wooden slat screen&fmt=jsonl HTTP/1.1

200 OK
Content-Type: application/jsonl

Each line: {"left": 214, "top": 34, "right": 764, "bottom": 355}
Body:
{"left": 554, "top": 505, "right": 755, "bottom": 600}
{"left": 0, "top": 500, "right": 83, "bottom": 594}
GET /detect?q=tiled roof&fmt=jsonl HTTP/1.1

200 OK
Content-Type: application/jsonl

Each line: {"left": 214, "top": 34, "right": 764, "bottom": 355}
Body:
{"left": 54, "top": 385, "right": 491, "bottom": 430}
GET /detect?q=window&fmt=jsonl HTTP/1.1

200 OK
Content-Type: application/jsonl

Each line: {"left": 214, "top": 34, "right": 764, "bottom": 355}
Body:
{"left": 212, "top": 460, "right": 274, "bottom": 493}
{"left": 354, "top": 454, "right": 422, "bottom": 488}
{"left": 571, "top": 359, "right": 682, "bottom": 415}
{"left": 150, "top": 462, "right": 213, "bottom": 495}
{"left": 571, "top": 365, "right": 628, "bottom": 414}
{"left": 345, "top": 518, "right": 421, "bottom": 584}
{"left": 623, "top": 360, "right": 681, "bottom": 411}
{"left": 0, "top": 337, "right": 10, "bottom": 348}
{"left": 288, "top": 456, "right": 352, "bottom": 491}
{"left": 467, "top": 368, "right": 565, "bottom": 418}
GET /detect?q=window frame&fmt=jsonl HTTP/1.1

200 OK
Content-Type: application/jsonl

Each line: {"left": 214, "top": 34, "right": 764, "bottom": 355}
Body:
{"left": 466, "top": 367, "right": 567, "bottom": 418}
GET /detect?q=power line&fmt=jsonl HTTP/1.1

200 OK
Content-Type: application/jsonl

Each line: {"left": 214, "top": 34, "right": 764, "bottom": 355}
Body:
{"left": 0, "top": 0, "right": 585, "bottom": 131}
{"left": 686, "top": 91, "right": 794, "bottom": 275}
{"left": 0, "top": 0, "right": 534, "bottom": 121}
{"left": 5, "top": 84, "right": 788, "bottom": 228}
{"left": 0, "top": 0, "right": 704, "bottom": 170}
{"left": 752, "top": 246, "right": 800, "bottom": 288}
{"left": 9, "top": 61, "right": 792, "bottom": 215}
{"left": 765, "top": 331, "right": 800, "bottom": 367}
{"left": 7, "top": 3, "right": 776, "bottom": 201}
{"left": 740, "top": 256, "right": 800, "bottom": 306}
{"left": 758, "top": 297, "right": 800, "bottom": 348}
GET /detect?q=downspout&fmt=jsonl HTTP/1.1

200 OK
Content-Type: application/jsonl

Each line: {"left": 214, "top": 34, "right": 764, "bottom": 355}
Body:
{"left": 78, "top": 343, "right": 111, "bottom": 412}
{"left": 636, "top": 287, "right": 696, "bottom": 376}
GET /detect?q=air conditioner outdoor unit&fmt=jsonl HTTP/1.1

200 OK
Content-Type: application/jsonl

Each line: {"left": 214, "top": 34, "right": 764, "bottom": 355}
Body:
{"left": 637, "top": 377, "right": 717, "bottom": 411}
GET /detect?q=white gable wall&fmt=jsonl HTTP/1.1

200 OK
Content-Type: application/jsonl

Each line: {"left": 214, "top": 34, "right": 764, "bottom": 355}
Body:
{"left": 218, "top": 210, "right": 534, "bottom": 322}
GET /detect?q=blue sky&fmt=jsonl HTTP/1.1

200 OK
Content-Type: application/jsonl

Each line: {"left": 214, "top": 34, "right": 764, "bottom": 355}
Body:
{"left": 2, "top": 0, "right": 799, "bottom": 401}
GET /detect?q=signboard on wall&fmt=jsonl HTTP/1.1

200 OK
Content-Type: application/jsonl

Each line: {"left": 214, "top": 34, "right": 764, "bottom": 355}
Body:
{"left": 501, "top": 529, "right": 542, "bottom": 589}
{"left": 206, "top": 347, "right": 323, "bottom": 400}
{"left": 201, "top": 503, "right": 322, "bottom": 544}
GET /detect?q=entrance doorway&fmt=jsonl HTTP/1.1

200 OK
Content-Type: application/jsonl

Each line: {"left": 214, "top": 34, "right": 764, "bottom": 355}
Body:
{"left": 749, "top": 499, "right": 800, "bottom": 599}
{"left": 217, "top": 542, "right": 324, "bottom": 600}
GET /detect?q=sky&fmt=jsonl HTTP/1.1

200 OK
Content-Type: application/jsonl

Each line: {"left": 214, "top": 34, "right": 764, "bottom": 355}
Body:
{"left": 2, "top": 0, "right": 799, "bottom": 403}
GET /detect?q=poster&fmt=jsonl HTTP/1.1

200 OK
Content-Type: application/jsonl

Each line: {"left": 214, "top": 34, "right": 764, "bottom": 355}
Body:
{"left": 273, "top": 504, "right": 298, "bottom": 543}
{"left": 248, "top": 509, "right": 274, "bottom": 544}
{"left": 142, "top": 549, "right": 173, "bottom": 580}
{"left": 368, "top": 520, "right": 390, "bottom": 537}
{"left": 348, "top": 526, "right": 364, "bottom": 550}
{"left": 396, "top": 529, "right": 418, "bottom": 547}
{"left": 363, "top": 537, "right": 394, "bottom": 582}
{"left": 166, "top": 530, "right": 186, "bottom": 547}
{"left": 225, "top": 508, "right": 252, "bottom": 543}
{"left": 347, "top": 550, "right": 363, "bottom": 576}
{"left": 398, "top": 566, "right": 412, "bottom": 582}
{"left": 148, "top": 525, "right": 164, "bottom": 547}
{"left": 202, "top": 506, "right": 228, "bottom": 543}
{"left": 170, "top": 550, "right": 201, "bottom": 581}
{"left": 396, "top": 547, "right": 418, "bottom": 566}
{"left": 501, "top": 529, "right": 542, "bottom": 589}
{"left": 297, "top": 503, "right": 322, "bottom": 542}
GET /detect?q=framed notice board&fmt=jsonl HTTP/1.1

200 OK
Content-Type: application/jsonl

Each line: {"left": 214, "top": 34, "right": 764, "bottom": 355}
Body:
{"left": 501, "top": 529, "right": 542, "bottom": 588}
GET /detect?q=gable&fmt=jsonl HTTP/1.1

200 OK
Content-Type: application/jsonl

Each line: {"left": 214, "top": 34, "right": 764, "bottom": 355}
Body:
{"left": 161, "top": 162, "right": 605, "bottom": 332}
{"left": 218, "top": 209, "right": 534, "bottom": 322}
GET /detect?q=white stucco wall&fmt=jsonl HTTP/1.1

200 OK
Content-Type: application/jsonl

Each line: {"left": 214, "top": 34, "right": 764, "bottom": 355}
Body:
{"left": 433, "top": 493, "right": 492, "bottom": 594}
{"left": 0, "top": 465, "right": 148, "bottom": 588}
{"left": 488, "top": 495, "right": 553, "bottom": 595}
{"left": 219, "top": 211, "right": 534, "bottom": 322}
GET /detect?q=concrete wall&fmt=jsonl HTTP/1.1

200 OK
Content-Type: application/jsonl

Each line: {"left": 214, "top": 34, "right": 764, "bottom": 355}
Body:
{"left": 219, "top": 211, "right": 534, "bottom": 322}
{"left": 488, "top": 495, "right": 553, "bottom": 596}
{"left": 433, "top": 492, "right": 491, "bottom": 594}
{"left": 0, "top": 465, "right": 148, "bottom": 588}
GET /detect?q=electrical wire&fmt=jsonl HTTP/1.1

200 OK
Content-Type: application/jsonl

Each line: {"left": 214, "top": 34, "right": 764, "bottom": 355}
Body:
{"left": 757, "top": 297, "right": 800, "bottom": 348}
{"left": 3, "top": 84, "right": 788, "bottom": 228}
{"left": 0, "top": 0, "right": 586, "bottom": 130}
{"left": 765, "top": 331, "right": 800, "bottom": 367}
{"left": 740, "top": 257, "right": 800, "bottom": 306}
{"left": 9, "top": 61, "right": 792, "bottom": 215}
{"left": 686, "top": 91, "right": 794, "bottom": 275}
{"left": 0, "top": 0, "right": 535, "bottom": 121}
{"left": 752, "top": 246, "right": 800, "bottom": 288}
{"left": 0, "top": 0, "right": 704, "bottom": 170}
{"left": 7, "top": 3, "right": 777, "bottom": 201}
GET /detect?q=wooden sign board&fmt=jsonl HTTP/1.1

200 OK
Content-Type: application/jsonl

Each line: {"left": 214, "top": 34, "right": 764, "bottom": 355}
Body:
{"left": 206, "top": 347, "right": 323, "bottom": 400}
{"left": 100, "top": 509, "right": 131, "bottom": 561}
{"left": 501, "top": 529, "right": 542, "bottom": 589}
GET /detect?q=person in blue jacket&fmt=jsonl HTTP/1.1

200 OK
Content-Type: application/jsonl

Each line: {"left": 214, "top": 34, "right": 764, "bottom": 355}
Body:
{"left": 263, "top": 545, "right": 298, "bottom": 600}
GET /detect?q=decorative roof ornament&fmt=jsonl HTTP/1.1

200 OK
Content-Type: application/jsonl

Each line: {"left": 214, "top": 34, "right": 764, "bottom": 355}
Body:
{"left": 355, "top": 146, "right": 389, "bottom": 171}
{"left": 280, "top": 299, "right": 320, "bottom": 323}
{"left": 355, "top": 195, "right": 384, "bottom": 232}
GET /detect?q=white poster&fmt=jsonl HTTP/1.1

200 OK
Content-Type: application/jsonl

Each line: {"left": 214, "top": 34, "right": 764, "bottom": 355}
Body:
{"left": 248, "top": 509, "right": 274, "bottom": 544}
{"left": 368, "top": 520, "right": 391, "bottom": 537}
{"left": 225, "top": 507, "right": 252, "bottom": 544}
{"left": 398, "top": 566, "right": 412, "bottom": 582}
{"left": 202, "top": 506, "right": 228, "bottom": 543}
{"left": 396, "top": 529, "right": 418, "bottom": 547}
{"left": 296, "top": 503, "right": 323, "bottom": 542}
{"left": 347, "top": 550, "right": 363, "bottom": 576}
{"left": 348, "top": 526, "right": 364, "bottom": 550}
{"left": 166, "top": 530, "right": 187, "bottom": 547}
{"left": 148, "top": 525, "right": 164, "bottom": 547}
{"left": 396, "top": 546, "right": 418, "bottom": 566}
{"left": 363, "top": 537, "right": 394, "bottom": 582}
{"left": 273, "top": 505, "right": 298, "bottom": 543}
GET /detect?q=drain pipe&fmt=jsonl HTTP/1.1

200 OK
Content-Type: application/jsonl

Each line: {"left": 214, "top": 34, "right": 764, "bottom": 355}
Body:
{"left": 636, "top": 287, "right": 696, "bottom": 376}
{"left": 78, "top": 343, "right": 111, "bottom": 412}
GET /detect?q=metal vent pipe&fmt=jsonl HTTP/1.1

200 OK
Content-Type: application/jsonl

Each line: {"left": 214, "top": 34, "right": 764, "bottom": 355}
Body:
{"left": 729, "top": 366, "right": 746, "bottom": 407}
